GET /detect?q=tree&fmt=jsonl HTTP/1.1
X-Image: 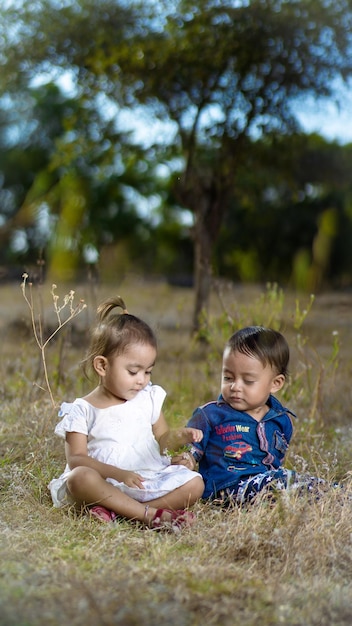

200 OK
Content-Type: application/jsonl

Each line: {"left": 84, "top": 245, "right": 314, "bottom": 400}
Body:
{"left": 1, "top": 1, "right": 352, "bottom": 325}
{"left": 113, "top": 0, "right": 352, "bottom": 329}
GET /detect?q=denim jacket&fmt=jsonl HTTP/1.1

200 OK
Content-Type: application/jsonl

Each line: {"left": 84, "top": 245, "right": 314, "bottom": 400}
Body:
{"left": 187, "top": 394, "right": 295, "bottom": 499}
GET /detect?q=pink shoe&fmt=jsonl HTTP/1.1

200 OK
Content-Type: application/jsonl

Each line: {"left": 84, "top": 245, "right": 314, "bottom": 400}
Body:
{"left": 90, "top": 505, "right": 118, "bottom": 522}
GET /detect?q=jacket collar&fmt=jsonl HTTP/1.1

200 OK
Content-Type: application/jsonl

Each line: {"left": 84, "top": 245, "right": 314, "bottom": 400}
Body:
{"left": 216, "top": 393, "right": 296, "bottom": 420}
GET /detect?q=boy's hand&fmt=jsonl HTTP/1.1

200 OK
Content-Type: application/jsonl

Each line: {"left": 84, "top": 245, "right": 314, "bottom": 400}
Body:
{"left": 180, "top": 427, "right": 203, "bottom": 443}
{"left": 171, "top": 451, "right": 196, "bottom": 470}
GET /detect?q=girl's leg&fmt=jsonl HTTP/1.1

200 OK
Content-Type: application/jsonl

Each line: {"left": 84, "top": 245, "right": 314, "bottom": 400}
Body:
{"left": 66, "top": 466, "right": 203, "bottom": 525}
{"left": 144, "top": 476, "right": 204, "bottom": 510}
{"left": 67, "top": 466, "right": 150, "bottom": 521}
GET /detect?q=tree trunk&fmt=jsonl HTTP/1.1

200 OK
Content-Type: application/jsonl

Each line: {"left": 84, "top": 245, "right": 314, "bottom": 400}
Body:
{"left": 192, "top": 213, "right": 212, "bottom": 334}
{"left": 175, "top": 158, "right": 230, "bottom": 336}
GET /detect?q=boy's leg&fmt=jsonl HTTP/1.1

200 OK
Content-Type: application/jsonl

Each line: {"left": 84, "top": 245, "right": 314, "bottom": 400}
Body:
{"left": 235, "top": 469, "right": 327, "bottom": 504}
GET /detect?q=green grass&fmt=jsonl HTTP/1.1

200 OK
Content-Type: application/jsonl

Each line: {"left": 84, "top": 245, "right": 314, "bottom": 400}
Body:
{"left": 1, "top": 278, "right": 352, "bottom": 625}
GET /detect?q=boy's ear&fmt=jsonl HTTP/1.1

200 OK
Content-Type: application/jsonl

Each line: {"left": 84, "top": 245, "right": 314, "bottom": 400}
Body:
{"left": 93, "top": 356, "right": 107, "bottom": 376}
{"left": 271, "top": 374, "right": 285, "bottom": 393}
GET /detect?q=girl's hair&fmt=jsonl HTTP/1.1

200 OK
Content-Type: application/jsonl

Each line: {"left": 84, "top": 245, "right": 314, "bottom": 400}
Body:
{"left": 82, "top": 296, "right": 157, "bottom": 378}
{"left": 226, "top": 326, "right": 289, "bottom": 378}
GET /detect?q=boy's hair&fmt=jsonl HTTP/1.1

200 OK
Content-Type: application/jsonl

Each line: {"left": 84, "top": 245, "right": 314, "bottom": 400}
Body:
{"left": 226, "top": 326, "right": 289, "bottom": 378}
{"left": 82, "top": 296, "right": 157, "bottom": 378}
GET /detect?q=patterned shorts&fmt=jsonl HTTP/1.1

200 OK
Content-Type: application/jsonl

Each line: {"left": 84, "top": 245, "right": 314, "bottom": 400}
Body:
{"left": 211, "top": 469, "right": 327, "bottom": 506}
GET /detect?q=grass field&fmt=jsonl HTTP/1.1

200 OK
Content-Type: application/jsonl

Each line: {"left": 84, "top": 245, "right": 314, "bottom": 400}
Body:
{"left": 1, "top": 276, "right": 352, "bottom": 626}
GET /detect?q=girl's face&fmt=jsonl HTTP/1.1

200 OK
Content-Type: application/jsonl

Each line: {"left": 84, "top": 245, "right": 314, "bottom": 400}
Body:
{"left": 94, "top": 343, "right": 157, "bottom": 402}
{"left": 221, "top": 348, "right": 285, "bottom": 420}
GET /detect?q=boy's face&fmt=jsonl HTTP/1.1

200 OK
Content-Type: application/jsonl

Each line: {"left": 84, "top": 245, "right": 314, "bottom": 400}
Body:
{"left": 221, "top": 348, "right": 285, "bottom": 420}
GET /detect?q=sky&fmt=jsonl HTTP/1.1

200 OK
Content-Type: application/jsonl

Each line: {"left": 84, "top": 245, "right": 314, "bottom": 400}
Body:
{"left": 112, "top": 84, "right": 352, "bottom": 148}
{"left": 123, "top": 97, "right": 352, "bottom": 147}
{"left": 294, "top": 85, "right": 352, "bottom": 145}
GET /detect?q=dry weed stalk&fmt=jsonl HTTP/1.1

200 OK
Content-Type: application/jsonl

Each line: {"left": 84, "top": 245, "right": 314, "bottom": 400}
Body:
{"left": 21, "top": 273, "right": 87, "bottom": 407}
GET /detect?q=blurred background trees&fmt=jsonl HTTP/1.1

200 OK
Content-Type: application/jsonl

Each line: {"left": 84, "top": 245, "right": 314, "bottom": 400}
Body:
{"left": 0, "top": 0, "right": 352, "bottom": 329}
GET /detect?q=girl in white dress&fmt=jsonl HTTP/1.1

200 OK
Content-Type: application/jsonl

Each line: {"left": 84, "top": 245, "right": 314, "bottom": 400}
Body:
{"left": 49, "top": 296, "right": 204, "bottom": 530}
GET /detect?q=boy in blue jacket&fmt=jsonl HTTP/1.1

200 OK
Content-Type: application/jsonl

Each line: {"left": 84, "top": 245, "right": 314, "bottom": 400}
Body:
{"left": 177, "top": 326, "right": 319, "bottom": 505}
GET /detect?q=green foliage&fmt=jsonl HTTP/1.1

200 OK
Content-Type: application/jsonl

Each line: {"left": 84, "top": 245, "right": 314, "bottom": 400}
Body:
{"left": 215, "top": 134, "right": 352, "bottom": 289}
{"left": 195, "top": 282, "right": 287, "bottom": 350}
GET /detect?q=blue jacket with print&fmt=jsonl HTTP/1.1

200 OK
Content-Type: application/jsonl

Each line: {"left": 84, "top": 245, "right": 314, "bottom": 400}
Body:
{"left": 187, "top": 394, "right": 295, "bottom": 499}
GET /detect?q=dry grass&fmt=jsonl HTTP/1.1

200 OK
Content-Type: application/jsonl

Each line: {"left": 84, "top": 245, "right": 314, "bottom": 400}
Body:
{"left": 1, "top": 276, "right": 352, "bottom": 626}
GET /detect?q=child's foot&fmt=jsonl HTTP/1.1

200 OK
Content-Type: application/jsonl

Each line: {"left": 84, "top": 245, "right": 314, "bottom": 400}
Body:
{"left": 145, "top": 506, "right": 196, "bottom": 532}
{"left": 90, "top": 505, "right": 118, "bottom": 522}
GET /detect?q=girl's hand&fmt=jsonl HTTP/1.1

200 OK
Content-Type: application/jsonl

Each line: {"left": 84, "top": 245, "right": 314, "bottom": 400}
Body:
{"left": 118, "top": 470, "right": 145, "bottom": 489}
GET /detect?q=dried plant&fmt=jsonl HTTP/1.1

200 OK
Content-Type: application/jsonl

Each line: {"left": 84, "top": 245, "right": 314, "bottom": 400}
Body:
{"left": 21, "top": 273, "right": 87, "bottom": 407}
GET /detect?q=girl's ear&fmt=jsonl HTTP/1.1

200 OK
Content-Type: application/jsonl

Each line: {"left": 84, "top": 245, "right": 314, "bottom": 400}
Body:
{"left": 271, "top": 374, "right": 285, "bottom": 394}
{"left": 93, "top": 356, "right": 107, "bottom": 377}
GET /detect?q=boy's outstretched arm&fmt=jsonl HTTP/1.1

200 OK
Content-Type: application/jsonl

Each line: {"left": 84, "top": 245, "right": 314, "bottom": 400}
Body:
{"left": 152, "top": 411, "right": 203, "bottom": 470}
{"left": 158, "top": 426, "right": 203, "bottom": 455}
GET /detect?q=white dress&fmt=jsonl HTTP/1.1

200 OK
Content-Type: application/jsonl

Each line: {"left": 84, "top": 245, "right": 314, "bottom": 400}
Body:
{"left": 49, "top": 382, "right": 200, "bottom": 507}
